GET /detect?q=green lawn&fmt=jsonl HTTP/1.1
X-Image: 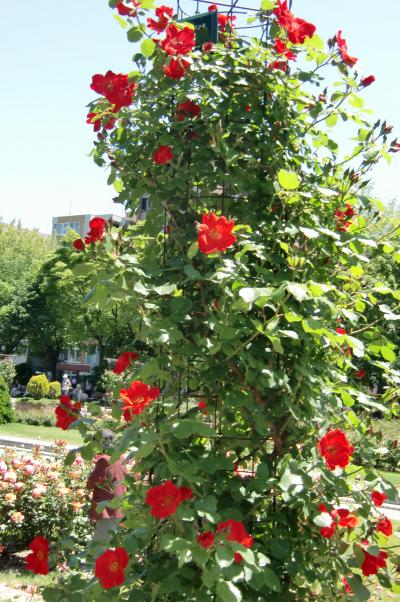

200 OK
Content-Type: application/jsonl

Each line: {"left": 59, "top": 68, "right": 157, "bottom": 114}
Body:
{"left": 0, "top": 422, "right": 82, "bottom": 445}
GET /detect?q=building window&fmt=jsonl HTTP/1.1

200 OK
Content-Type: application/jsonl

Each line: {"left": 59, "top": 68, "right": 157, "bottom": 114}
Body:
{"left": 140, "top": 197, "right": 150, "bottom": 211}
{"left": 53, "top": 222, "right": 80, "bottom": 235}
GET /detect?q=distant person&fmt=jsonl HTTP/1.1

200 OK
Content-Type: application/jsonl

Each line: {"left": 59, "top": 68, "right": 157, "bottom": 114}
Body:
{"left": 61, "top": 374, "right": 72, "bottom": 397}
{"left": 86, "top": 430, "right": 126, "bottom": 542}
{"left": 72, "top": 384, "right": 88, "bottom": 403}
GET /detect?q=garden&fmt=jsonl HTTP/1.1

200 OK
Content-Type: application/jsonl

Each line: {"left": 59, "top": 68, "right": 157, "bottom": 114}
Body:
{"left": 2, "top": 0, "right": 400, "bottom": 600}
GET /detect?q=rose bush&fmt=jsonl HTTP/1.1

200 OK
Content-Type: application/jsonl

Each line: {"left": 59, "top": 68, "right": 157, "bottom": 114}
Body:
{"left": 42, "top": 0, "right": 400, "bottom": 600}
{"left": 0, "top": 442, "right": 90, "bottom": 550}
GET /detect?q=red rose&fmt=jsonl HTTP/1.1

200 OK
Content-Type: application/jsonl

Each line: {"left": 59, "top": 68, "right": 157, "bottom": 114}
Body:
{"left": 147, "top": 5, "right": 174, "bottom": 33}
{"left": 197, "top": 531, "right": 215, "bottom": 548}
{"left": 197, "top": 400, "right": 208, "bottom": 414}
{"left": 197, "top": 212, "right": 236, "bottom": 254}
{"left": 376, "top": 516, "right": 392, "bottom": 536}
{"left": 317, "top": 429, "right": 354, "bottom": 470}
{"left": 390, "top": 141, "right": 400, "bottom": 153}
{"left": 90, "top": 71, "right": 137, "bottom": 112}
{"left": 26, "top": 536, "right": 49, "bottom": 575}
{"left": 234, "top": 552, "right": 243, "bottom": 563}
{"left": 152, "top": 145, "right": 174, "bottom": 165}
{"left": 371, "top": 490, "right": 387, "bottom": 507}
{"left": 145, "top": 480, "right": 193, "bottom": 518}
{"left": 176, "top": 100, "right": 201, "bottom": 121}
{"left": 120, "top": 381, "right": 160, "bottom": 421}
{"left": 273, "top": 1, "right": 316, "bottom": 45}
{"left": 203, "top": 42, "right": 213, "bottom": 52}
{"left": 95, "top": 547, "right": 129, "bottom": 589}
{"left": 334, "top": 508, "right": 359, "bottom": 529}
{"left": 336, "top": 327, "right": 347, "bottom": 335}
{"left": 85, "top": 216, "right": 107, "bottom": 244}
{"left": 336, "top": 31, "right": 358, "bottom": 67}
{"left": 87, "top": 112, "right": 117, "bottom": 132}
{"left": 355, "top": 368, "right": 366, "bottom": 379}
{"left": 161, "top": 24, "right": 196, "bottom": 56}
{"left": 273, "top": 39, "right": 296, "bottom": 60}
{"left": 208, "top": 3, "right": 217, "bottom": 11}
{"left": 55, "top": 396, "right": 81, "bottom": 430}
{"left": 269, "top": 60, "right": 288, "bottom": 72}
{"left": 116, "top": 1, "right": 139, "bottom": 16}
{"left": 361, "top": 75, "right": 375, "bottom": 87}
{"left": 73, "top": 239, "right": 85, "bottom": 252}
{"left": 113, "top": 351, "right": 139, "bottom": 374}
{"left": 163, "top": 58, "right": 190, "bottom": 79}
{"left": 216, "top": 520, "right": 254, "bottom": 548}
{"left": 361, "top": 548, "right": 388, "bottom": 576}
{"left": 218, "top": 13, "right": 236, "bottom": 32}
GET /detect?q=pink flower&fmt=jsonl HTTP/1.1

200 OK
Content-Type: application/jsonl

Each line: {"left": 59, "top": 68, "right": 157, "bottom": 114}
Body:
{"left": 32, "top": 484, "right": 48, "bottom": 499}
{"left": 0, "top": 460, "right": 7, "bottom": 475}
{"left": 23, "top": 464, "right": 36, "bottom": 476}
{"left": 4, "top": 471, "right": 17, "bottom": 483}
{"left": 10, "top": 512, "right": 25, "bottom": 524}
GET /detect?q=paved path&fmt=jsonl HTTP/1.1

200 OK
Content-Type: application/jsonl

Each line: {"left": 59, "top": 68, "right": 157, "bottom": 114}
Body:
{"left": 0, "top": 583, "right": 42, "bottom": 601}
{"left": 0, "top": 435, "right": 77, "bottom": 456}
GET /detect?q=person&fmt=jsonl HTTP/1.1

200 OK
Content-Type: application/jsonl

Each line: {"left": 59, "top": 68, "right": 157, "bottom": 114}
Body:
{"left": 86, "top": 430, "right": 126, "bottom": 542}
{"left": 72, "top": 384, "right": 88, "bottom": 403}
{"left": 61, "top": 374, "right": 72, "bottom": 397}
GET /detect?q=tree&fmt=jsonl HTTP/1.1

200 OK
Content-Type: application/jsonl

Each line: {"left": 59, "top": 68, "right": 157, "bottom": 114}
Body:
{"left": 44, "top": 2, "right": 400, "bottom": 600}
{"left": 0, "top": 375, "right": 14, "bottom": 424}
{"left": 21, "top": 248, "right": 88, "bottom": 378}
{"left": 0, "top": 221, "right": 54, "bottom": 353}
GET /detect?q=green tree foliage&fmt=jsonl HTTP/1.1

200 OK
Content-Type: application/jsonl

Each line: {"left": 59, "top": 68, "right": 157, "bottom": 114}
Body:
{"left": 0, "top": 359, "right": 16, "bottom": 386}
{"left": 44, "top": 2, "right": 400, "bottom": 601}
{"left": 0, "top": 222, "right": 55, "bottom": 353}
{"left": 26, "top": 374, "right": 50, "bottom": 400}
{"left": 0, "top": 375, "right": 14, "bottom": 424}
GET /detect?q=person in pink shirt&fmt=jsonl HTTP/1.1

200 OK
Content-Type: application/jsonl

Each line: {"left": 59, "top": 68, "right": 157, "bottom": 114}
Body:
{"left": 87, "top": 430, "right": 126, "bottom": 542}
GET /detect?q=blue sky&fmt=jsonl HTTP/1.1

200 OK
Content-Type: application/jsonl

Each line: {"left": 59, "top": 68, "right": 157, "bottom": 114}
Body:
{"left": 0, "top": 0, "right": 399, "bottom": 233}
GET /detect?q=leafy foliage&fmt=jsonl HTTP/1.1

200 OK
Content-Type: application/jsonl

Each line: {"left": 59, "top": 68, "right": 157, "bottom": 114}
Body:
{"left": 48, "top": 381, "right": 61, "bottom": 399}
{"left": 0, "top": 375, "right": 14, "bottom": 425}
{"left": 0, "top": 359, "right": 16, "bottom": 387}
{"left": 26, "top": 375, "right": 50, "bottom": 400}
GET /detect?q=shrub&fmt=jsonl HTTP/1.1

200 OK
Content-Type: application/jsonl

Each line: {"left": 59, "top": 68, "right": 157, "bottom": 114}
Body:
{"left": 0, "top": 359, "right": 16, "bottom": 387}
{"left": 26, "top": 375, "right": 50, "bottom": 400}
{"left": 14, "top": 410, "right": 56, "bottom": 427}
{"left": 48, "top": 381, "right": 61, "bottom": 399}
{"left": 0, "top": 443, "right": 90, "bottom": 550}
{"left": 0, "top": 375, "right": 14, "bottom": 425}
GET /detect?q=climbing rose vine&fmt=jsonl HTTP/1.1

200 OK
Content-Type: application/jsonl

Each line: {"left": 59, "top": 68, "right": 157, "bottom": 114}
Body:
{"left": 43, "top": 0, "right": 400, "bottom": 600}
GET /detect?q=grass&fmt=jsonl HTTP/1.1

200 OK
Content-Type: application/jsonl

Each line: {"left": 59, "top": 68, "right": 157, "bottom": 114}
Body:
{"left": 374, "top": 419, "right": 400, "bottom": 442}
{"left": 0, "top": 422, "right": 82, "bottom": 445}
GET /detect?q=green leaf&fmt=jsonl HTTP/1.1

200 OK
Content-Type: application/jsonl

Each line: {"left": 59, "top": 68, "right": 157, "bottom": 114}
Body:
{"left": 170, "top": 419, "right": 216, "bottom": 439}
{"left": 127, "top": 26, "right": 143, "bottom": 42}
{"left": 187, "top": 241, "right": 199, "bottom": 259}
{"left": 215, "top": 546, "right": 234, "bottom": 569}
{"left": 141, "top": 39, "right": 156, "bottom": 57}
{"left": 216, "top": 581, "right": 242, "bottom": 602}
{"left": 277, "top": 169, "right": 300, "bottom": 190}
{"left": 261, "top": 0, "right": 276, "bottom": 8}
{"left": 287, "top": 282, "right": 308, "bottom": 302}
{"left": 268, "top": 335, "right": 284, "bottom": 354}
{"left": 153, "top": 283, "right": 176, "bottom": 295}
{"left": 114, "top": 179, "right": 123, "bottom": 193}
{"left": 299, "top": 227, "right": 319, "bottom": 239}
{"left": 381, "top": 346, "right": 396, "bottom": 362}
{"left": 263, "top": 568, "right": 282, "bottom": 592}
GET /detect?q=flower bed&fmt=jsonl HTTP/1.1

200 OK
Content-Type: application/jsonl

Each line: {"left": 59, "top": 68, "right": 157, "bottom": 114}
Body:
{"left": 0, "top": 442, "right": 90, "bottom": 551}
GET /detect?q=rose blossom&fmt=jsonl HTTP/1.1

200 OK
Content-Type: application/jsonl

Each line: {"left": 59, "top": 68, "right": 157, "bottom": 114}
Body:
{"left": 4, "top": 471, "right": 17, "bottom": 483}
{"left": 23, "top": 464, "right": 36, "bottom": 476}
{"left": 32, "top": 484, "right": 48, "bottom": 499}
{"left": 10, "top": 512, "right": 25, "bottom": 524}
